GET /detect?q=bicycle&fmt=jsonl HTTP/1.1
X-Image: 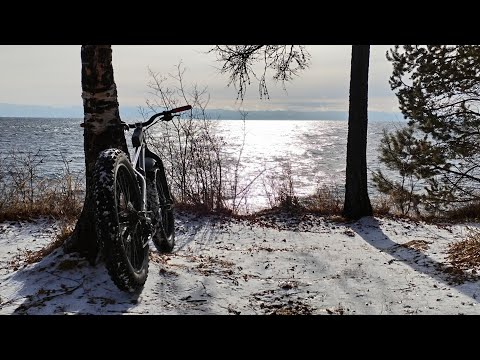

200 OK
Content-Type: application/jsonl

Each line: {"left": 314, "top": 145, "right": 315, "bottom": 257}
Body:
{"left": 92, "top": 105, "right": 192, "bottom": 292}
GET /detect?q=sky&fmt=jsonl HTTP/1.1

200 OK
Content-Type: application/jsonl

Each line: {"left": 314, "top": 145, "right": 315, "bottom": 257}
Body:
{"left": 0, "top": 45, "right": 400, "bottom": 114}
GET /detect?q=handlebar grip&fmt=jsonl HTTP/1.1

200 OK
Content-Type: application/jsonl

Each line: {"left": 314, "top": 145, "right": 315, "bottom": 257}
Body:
{"left": 170, "top": 105, "right": 192, "bottom": 114}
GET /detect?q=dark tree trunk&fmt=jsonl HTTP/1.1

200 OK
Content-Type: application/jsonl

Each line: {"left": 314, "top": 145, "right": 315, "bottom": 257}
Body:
{"left": 64, "top": 45, "right": 129, "bottom": 264}
{"left": 342, "top": 45, "right": 373, "bottom": 220}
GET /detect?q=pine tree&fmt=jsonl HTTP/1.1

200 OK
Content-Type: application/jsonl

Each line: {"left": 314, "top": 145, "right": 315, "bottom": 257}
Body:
{"left": 373, "top": 45, "right": 480, "bottom": 214}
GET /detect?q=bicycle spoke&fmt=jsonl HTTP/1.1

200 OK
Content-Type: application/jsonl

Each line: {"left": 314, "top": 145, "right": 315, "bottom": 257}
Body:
{"left": 132, "top": 226, "right": 140, "bottom": 267}
{"left": 115, "top": 167, "right": 139, "bottom": 270}
{"left": 122, "top": 174, "right": 131, "bottom": 209}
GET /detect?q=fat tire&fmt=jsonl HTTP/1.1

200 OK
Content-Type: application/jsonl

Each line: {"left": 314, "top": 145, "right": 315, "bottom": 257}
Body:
{"left": 93, "top": 148, "right": 149, "bottom": 292}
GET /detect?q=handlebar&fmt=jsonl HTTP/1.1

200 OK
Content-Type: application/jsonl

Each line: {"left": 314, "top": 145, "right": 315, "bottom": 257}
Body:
{"left": 128, "top": 105, "right": 192, "bottom": 129}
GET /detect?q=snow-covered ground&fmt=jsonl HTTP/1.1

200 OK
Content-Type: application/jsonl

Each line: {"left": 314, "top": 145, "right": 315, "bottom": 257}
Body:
{"left": 0, "top": 212, "right": 479, "bottom": 315}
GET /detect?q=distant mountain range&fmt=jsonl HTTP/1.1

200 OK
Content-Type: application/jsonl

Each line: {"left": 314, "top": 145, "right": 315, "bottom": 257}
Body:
{"left": 0, "top": 103, "right": 405, "bottom": 122}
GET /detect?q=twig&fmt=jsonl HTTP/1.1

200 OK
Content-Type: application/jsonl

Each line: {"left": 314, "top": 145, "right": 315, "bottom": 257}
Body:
{"left": 13, "top": 283, "right": 83, "bottom": 314}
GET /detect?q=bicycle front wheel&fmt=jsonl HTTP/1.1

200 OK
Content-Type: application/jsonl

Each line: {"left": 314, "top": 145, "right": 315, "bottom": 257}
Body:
{"left": 93, "top": 148, "right": 149, "bottom": 292}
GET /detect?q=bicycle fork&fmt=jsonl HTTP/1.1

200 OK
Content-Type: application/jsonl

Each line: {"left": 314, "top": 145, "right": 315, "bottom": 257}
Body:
{"left": 132, "top": 145, "right": 152, "bottom": 248}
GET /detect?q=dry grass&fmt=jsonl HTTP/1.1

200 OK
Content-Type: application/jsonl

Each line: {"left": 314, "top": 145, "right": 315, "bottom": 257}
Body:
{"left": 399, "top": 239, "right": 432, "bottom": 252}
{"left": 301, "top": 185, "right": 343, "bottom": 215}
{"left": 371, "top": 195, "right": 395, "bottom": 217}
{"left": 445, "top": 202, "right": 480, "bottom": 222}
{"left": 446, "top": 229, "right": 480, "bottom": 272}
{"left": 174, "top": 202, "right": 234, "bottom": 217}
{"left": 0, "top": 193, "right": 82, "bottom": 222}
{"left": 371, "top": 194, "right": 480, "bottom": 224}
{"left": 436, "top": 230, "right": 480, "bottom": 284}
{"left": 0, "top": 151, "right": 83, "bottom": 222}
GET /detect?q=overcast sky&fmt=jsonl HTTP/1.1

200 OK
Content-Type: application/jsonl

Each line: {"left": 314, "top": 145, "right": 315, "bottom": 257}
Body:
{"left": 0, "top": 45, "right": 399, "bottom": 113}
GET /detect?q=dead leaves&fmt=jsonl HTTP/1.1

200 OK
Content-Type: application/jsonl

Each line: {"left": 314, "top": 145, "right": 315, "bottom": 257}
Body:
{"left": 250, "top": 286, "right": 314, "bottom": 315}
{"left": 389, "top": 239, "right": 432, "bottom": 255}
{"left": 400, "top": 240, "right": 432, "bottom": 252}
{"left": 279, "top": 280, "right": 299, "bottom": 290}
{"left": 325, "top": 305, "right": 345, "bottom": 315}
{"left": 343, "top": 229, "right": 356, "bottom": 237}
{"left": 257, "top": 298, "right": 313, "bottom": 315}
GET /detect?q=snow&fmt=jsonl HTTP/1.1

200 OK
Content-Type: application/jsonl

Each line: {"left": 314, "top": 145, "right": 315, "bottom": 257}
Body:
{"left": 0, "top": 212, "right": 479, "bottom": 315}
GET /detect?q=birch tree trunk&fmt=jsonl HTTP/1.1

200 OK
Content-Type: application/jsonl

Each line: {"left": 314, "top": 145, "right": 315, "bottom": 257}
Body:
{"left": 64, "top": 45, "right": 129, "bottom": 263}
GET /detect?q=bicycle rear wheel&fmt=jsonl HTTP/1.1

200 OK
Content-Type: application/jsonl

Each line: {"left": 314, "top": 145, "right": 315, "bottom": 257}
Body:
{"left": 149, "top": 168, "right": 175, "bottom": 253}
{"left": 93, "top": 149, "right": 149, "bottom": 292}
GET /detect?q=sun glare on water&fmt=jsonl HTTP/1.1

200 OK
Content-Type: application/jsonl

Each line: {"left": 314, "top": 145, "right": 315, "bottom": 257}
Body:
{"left": 216, "top": 119, "right": 350, "bottom": 211}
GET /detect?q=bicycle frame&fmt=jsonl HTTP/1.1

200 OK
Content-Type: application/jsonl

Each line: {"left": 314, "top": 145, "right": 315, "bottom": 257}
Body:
{"left": 125, "top": 105, "right": 192, "bottom": 218}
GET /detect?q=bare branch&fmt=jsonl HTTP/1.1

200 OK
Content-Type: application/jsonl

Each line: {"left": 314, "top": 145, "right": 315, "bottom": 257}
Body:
{"left": 209, "top": 45, "right": 311, "bottom": 101}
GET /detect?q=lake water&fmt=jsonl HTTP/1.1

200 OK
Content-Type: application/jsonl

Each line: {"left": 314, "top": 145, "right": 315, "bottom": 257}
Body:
{"left": 0, "top": 117, "right": 407, "bottom": 211}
